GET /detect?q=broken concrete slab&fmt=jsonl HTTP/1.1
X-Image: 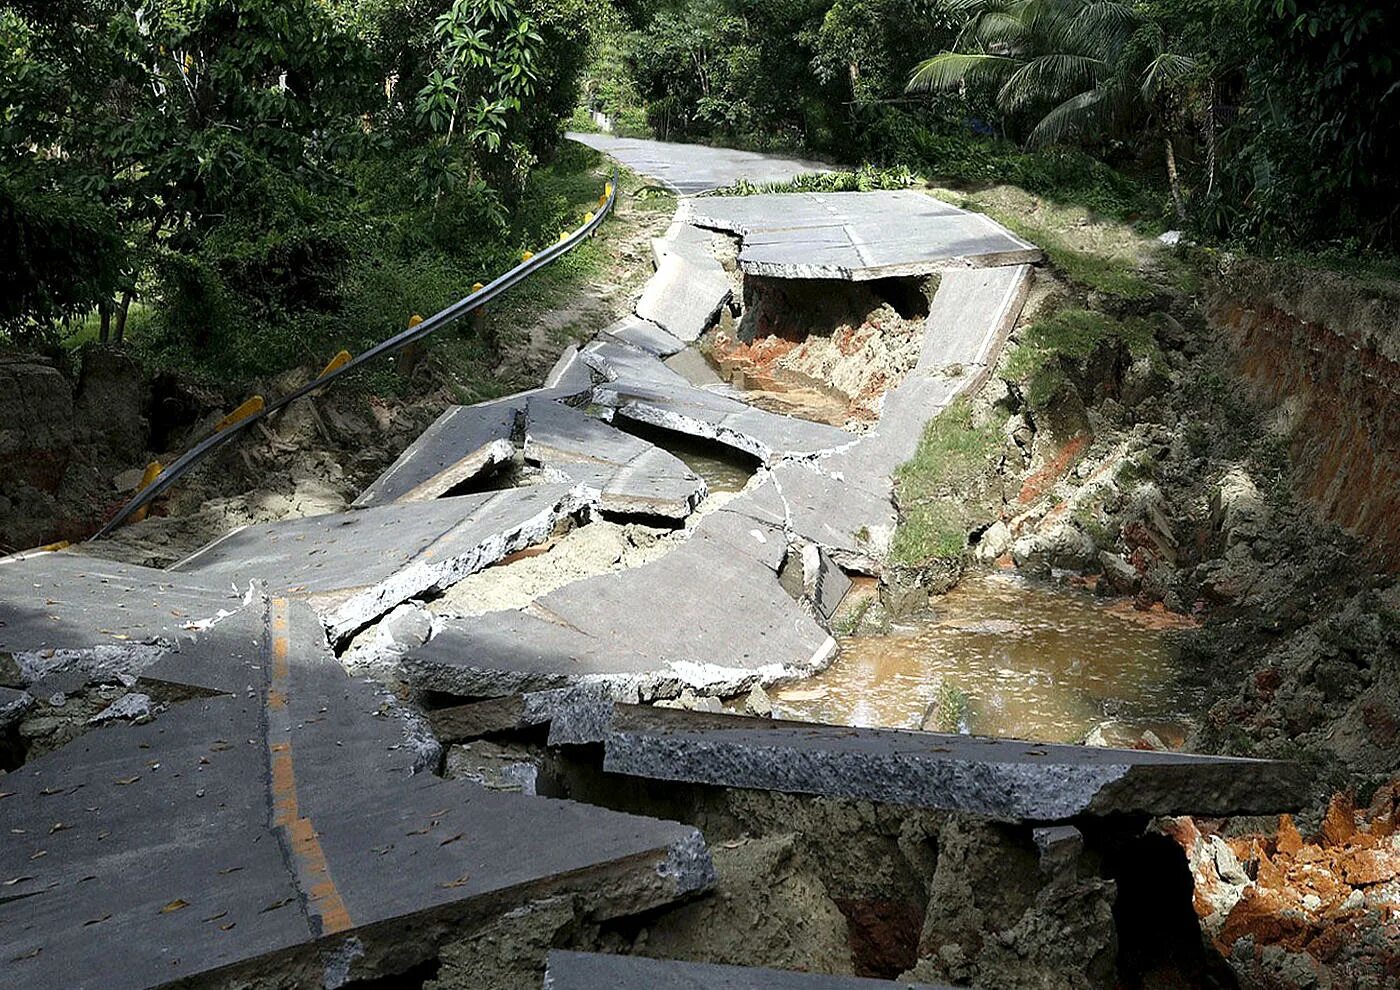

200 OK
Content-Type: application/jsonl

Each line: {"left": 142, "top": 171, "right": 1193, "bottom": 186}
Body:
{"left": 0, "top": 552, "right": 243, "bottom": 692}
{"left": 568, "top": 133, "right": 833, "bottom": 195}
{"left": 602, "top": 315, "right": 687, "bottom": 359}
{"left": 577, "top": 706, "right": 1308, "bottom": 822}
{"left": 352, "top": 397, "right": 521, "bottom": 508}
{"left": 582, "top": 338, "right": 852, "bottom": 463}
{"left": 679, "top": 191, "right": 1041, "bottom": 280}
{"left": 635, "top": 253, "right": 732, "bottom": 343}
{"left": 404, "top": 522, "right": 836, "bottom": 702}
{"left": 651, "top": 221, "right": 726, "bottom": 271}
{"left": 544, "top": 951, "right": 954, "bottom": 990}
{"left": 783, "top": 543, "right": 852, "bottom": 621}
{"left": 602, "top": 384, "right": 851, "bottom": 465}
{"left": 172, "top": 485, "right": 595, "bottom": 643}
{"left": 1, "top": 685, "right": 32, "bottom": 729}
{"left": 524, "top": 397, "right": 706, "bottom": 520}
{"left": 583, "top": 337, "right": 696, "bottom": 392}
{"left": 679, "top": 190, "right": 962, "bottom": 236}
{"left": 543, "top": 343, "right": 595, "bottom": 392}
{"left": 767, "top": 461, "right": 896, "bottom": 571}
{"left": 0, "top": 597, "right": 713, "bottom": 990}
{"left": 916, "top": 265, "right": 1032, "bottom": 374}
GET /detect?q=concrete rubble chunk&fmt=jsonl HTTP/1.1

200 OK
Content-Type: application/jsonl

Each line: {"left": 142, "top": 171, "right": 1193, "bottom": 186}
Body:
{"left": 544, "top": 951, "right": 955, "bottom": 990}
{"left": 404, "top": 525, "right": 835, "bottom": 703}
{"left": 352, "top": 397, "right": 521, "bottom": 508}
{"left": 172, "top": 485, "right": 596, "bottom": 643}
{"left": 568, "top": 705, "right": 1307, "bottom": 822}
{"left": 1, "top": 685, "right": 33, "bottom": 729}
{"left": 0, "top": 553, "right": 242, "bottom": 692}
{"left": 0, "top": 596, "right": 713, "bottom": 990}
{"left": 679, "top": 191, "right": 1041, "bottom": 280}
{"left": 635, "top": 253, "right": 732, "bottom": 343}
{"left": 568, "top": 132, "right": 832, "bottom": 195}
{"left": 524, "top": 397, "right": 706, "bottom": 521}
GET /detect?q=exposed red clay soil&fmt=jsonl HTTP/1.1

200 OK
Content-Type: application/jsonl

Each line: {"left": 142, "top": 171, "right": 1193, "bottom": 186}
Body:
{"left": 1169, "top": 784, "right": 1400, "bottom": 985}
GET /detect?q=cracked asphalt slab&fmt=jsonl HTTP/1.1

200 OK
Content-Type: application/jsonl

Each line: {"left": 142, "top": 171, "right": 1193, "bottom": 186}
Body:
{"left": 0, "top": 597, "right": 712, "bottom": 990}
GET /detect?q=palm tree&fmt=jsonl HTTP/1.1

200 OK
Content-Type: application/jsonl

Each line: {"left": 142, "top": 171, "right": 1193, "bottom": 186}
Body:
{"left": 906, "top": 0, "right": 1201, "bottom": 218}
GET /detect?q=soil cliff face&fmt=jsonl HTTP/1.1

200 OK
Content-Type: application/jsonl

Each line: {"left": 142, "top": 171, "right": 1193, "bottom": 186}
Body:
{"left": 1210, "top": 261, "right": 1400, "bottom": 570}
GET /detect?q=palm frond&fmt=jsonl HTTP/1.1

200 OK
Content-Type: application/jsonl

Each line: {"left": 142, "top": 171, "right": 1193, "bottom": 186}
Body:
{"left": 971, "top": 10, "right": 1033, "bottom": 48}
{"left": 997, "top": 52, "right": 1105, "bottom": 110}
{"left": 1068, "top": 1, "right": 1140, "bottom": 54}
{"left": 1140, "top": 52, "right": 1198, "bottom": 99}
{"left": 1027, "top": 75, "right": 1130, "bottom": 145}
{"left": 907, "top": 52, "right": 1019, "bottom": 93}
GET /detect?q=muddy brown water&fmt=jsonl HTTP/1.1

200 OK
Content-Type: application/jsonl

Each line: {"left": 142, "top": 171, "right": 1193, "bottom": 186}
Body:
{"left": 615, "top": 419, "right": 758, "bottom": 494}
{"left": 775, "top": 572, "right": 1202, "bottom": 744}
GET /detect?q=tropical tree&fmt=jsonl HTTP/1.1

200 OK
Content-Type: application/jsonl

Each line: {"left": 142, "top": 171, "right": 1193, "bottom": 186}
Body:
{"left": 906, "top": 0, "right": 1209, "bottom": 217}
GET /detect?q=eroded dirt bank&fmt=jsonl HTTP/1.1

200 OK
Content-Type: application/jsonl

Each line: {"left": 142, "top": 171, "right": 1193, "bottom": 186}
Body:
{"left": 862, "top": 249, "right": 1400, "bottom": 988}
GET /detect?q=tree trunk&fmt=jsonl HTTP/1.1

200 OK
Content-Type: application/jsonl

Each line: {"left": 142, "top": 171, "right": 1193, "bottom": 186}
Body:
{"left": 98, "top": 300, "right": 111, "bottom": 344}
{"left": 113, "top": 291, "right": 133, "bottom": 345}
{"left": 1205, "top": 80, "right": 1218, "bottom": 198}
{"left": 1165, "top": 138, "right": 1187, "bottom": 224}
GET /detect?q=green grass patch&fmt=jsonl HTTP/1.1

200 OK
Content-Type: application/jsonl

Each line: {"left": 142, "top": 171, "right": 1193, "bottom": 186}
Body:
{"left": 894, "top": 397, "right": 1006, "bottom": 502}
{"left": 1006, "top": 308, "right": 1161, "bottom": 409}
{"left": 707, "top": 164, "right": 916, "bottom": 198}
{"left": 889, "top": 397, "right": 1005, "bottom": 567}
{"left": 926, "top": 681, "right": 971, "bottom": 734}
{"left": 889, "top": 499, "right": 970, "bottom": 567}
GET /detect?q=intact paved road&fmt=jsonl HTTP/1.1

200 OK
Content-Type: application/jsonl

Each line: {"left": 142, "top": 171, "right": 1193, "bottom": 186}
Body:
{"left": 568, "top": 132, "right": 833, "bottom": 194}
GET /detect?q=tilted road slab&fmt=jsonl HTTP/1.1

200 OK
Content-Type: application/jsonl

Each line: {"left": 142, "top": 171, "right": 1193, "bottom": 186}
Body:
{"left": 651, "top": 221, "right": 728, "bottom": 271}
{"left": 0, "top": 552, "right": 243, "bottom": 692}
{"left": 572, "top": 706, "right": 1308, "bottom": 822}
{"left": 678, "top": 191, "right": 1041, "bottom": 280}
{"left": 404, "top": 519, "right": 834, "bottom": 702}
{"left": 0, "top": 598, "right": 713, "bottom": 990}
{"left": 568, "top": 133, "right": 832, "bottom": 195}
{"left": 584, "top": 339, "right": 852, "bottom": 463}
{"left": 545, "top": 951, "right": 954, "bottom": 990}
{"left": 524, "top": 398, "right": 706, "bottom": 520}
{"left": 601, "top": 315, "right": 687, "bottom": 358}
{"left": 352, "top": 396, "right": 523, "bottom": 509}
{"left": 635, "top": 252, "right": 732, "bottom": 344}
{"left": 172, "top": 486, "right": 594, "bottom": 643}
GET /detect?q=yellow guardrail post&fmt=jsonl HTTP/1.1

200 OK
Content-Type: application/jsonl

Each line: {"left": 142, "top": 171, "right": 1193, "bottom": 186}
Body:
{"left": 213, "top": 396, "right": 265, "bottom": 433}
{"left": 128, "top": 460, "right": 164, "bottom": 524}
{"left": 400, "top": 314, "right": 426, "bottom": 375}
{"left": 319, "top": 350, "right": 352, "bottom": 378}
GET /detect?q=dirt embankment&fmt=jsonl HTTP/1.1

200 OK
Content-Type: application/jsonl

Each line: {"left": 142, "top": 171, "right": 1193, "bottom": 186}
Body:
{"left": 880, "top": 247, "right": 1400, "bottom": 988}
{"left": 1210, "top": 260, "right": 1400, "bottom": 570}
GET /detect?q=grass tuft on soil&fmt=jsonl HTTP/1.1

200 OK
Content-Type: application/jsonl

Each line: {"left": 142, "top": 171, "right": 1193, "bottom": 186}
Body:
{"left": 890, "top": 398, "right": 1005, "bottom": 567}
{"left": 1006, "top": 307, "right": 1162, "bottom": 409}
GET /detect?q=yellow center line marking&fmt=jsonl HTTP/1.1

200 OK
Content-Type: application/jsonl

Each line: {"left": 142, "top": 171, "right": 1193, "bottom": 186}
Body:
{"left": 265, "top": 599, "right": 354, "bottom": 936}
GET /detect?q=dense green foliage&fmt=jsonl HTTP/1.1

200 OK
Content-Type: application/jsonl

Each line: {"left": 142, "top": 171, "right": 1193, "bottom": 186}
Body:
{"left": 603, "top": 0, "right": 1399, "bottom": 254}
{"left": 0, "top": 0, "right": 609, "bottom": 377}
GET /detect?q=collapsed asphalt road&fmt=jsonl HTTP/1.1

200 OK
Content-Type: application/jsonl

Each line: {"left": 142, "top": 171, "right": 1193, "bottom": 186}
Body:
{"left": 0, "top": 137, "right": 1304, "bottom": 989}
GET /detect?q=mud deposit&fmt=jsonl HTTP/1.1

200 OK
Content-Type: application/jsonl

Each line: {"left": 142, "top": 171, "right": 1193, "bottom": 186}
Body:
{"left": 781, "top": 573, "right": 1199, "bottom": 743}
